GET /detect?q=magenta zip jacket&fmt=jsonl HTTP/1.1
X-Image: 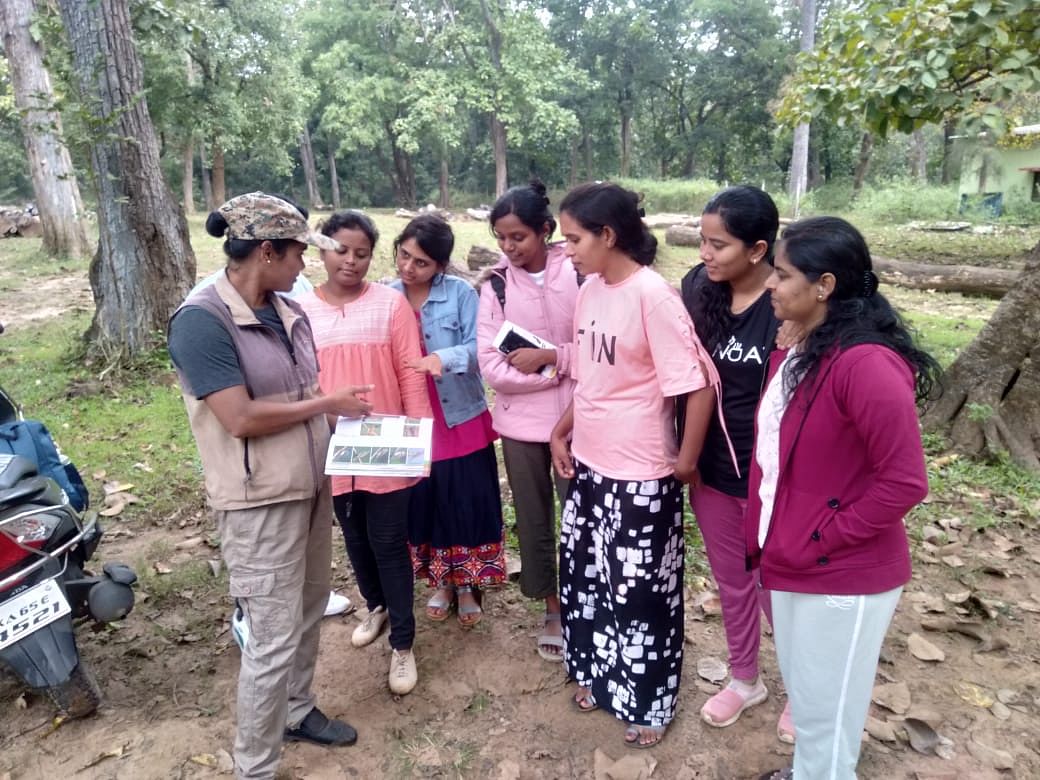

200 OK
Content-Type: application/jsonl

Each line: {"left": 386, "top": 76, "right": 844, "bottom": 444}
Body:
{"left": 745, "top": 343, "right": 928, "bottom": 595}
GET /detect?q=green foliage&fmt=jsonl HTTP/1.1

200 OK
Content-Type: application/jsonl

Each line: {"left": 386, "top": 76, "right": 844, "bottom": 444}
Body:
{"left": 778, "top": 0, "right": 1040, "bottom": 136}
{"left": 615, "top": 178, "right": 735, "bottom": 214}
{"left": 0, "top": 314, "right": 203, "bottom": 524}
{"left": 0, "top": 60, "right": 33, "bottom": 202}
{"left": 849, "top": 179, "right": 962, "bottom": 221}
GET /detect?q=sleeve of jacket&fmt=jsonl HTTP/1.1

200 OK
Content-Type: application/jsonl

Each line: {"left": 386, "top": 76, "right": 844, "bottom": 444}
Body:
{"left": 433, "top": 280, "right": 480, "bottom": 375}
{"left": 826, "top": 347, "right": 929, "bottom": 550}
{"left": 476, "top": 274, "right": 560, "bottom": 394}
{"left": 392, "top": 293, "right": 433, "bottom": 418}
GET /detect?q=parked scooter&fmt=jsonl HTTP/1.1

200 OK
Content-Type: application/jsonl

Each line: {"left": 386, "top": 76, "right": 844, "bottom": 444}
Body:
{"left": 0, "top": 321, "right": 137, "bottom": 718}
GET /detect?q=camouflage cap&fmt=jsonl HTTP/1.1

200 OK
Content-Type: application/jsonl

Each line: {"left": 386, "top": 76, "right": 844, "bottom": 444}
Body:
{"left": 218, "top": 192, "right": 341, "bottom": 251}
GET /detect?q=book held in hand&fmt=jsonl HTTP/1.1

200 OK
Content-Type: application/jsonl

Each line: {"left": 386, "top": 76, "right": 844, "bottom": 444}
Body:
{"left": 492, "top": 320, "right": 558, "bottom": 378}
{"left": 325, "top": 414, "right": 433, "bottom": 478}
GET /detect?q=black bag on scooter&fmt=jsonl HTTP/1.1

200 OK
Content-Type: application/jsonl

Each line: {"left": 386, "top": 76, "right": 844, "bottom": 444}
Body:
{"left": 0, "top": 420, "right": 89, "bottom": 511}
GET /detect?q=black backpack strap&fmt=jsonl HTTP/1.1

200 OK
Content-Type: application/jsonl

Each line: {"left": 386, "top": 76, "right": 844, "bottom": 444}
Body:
{"left": 490, "top": 273, "right": 506, "bottom": 310}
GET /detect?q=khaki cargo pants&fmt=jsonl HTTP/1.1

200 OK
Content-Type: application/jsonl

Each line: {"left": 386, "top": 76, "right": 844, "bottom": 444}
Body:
{"left": 216, "top": 483, "right": 333, "bottom": 780}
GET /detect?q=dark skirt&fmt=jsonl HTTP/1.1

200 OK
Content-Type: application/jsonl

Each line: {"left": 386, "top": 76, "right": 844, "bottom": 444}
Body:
{"left": 560, "top": 461, "right": 685, "bottom": 728}
{"left": 409, "top": 443, "right": 506, "bottom": 588}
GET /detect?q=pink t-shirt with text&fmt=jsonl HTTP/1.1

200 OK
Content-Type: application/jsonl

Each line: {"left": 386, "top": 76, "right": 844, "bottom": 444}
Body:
{"left": 570, "top": 266, "right": 710, "bottom": 481}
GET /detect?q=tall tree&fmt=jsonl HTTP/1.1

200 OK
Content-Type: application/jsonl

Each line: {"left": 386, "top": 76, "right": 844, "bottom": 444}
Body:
{"left": 778, "top": 0, "right": 1040, "bottom": 467}
{"left": 0, "top": 0, "right": 90, "bottom": 258}
{"left": 788, "top": 0, "right": 816, "bottom": 214}
{"left": 56, "top": 0, "right": 195, "bottom": 360}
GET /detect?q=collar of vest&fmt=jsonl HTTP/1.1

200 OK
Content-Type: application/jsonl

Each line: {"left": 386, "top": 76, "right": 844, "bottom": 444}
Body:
{"left": 213, "top": 270, "right": 303, "bottom": 331}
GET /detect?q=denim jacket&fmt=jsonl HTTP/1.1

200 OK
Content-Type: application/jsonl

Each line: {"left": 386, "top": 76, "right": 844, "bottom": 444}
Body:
{"left": 389, "top": 274, "right": 488, "bottom": 427}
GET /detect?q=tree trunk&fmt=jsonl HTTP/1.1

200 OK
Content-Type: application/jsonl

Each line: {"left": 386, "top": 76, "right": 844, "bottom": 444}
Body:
{"left": 583, "top": 126, "right": 592, "bottom": 180}
{"left": 298, "top": 128, "right": 325, "bottom": 209}
{"left": 211, "top": 144, "right": 226, "bottom": 206}
{"left": 923, "top": 241, "right": 1040, "bottom": 470}
{"left": 619, "top": 109, "right": 632, "bottom": 178}
{"left": 941, "top": 119, "right": 957, "bottom": 186}
{"left": 852, "top": 131, "right": 874, "bottom": 200}
{"left": 789, "top": 0, "right": 816, "bottom": 214}
{"left": 326, "top": 136, "right": 341, "bottom": 210}
{"left": 181, "top": 138, "right": 194, "bottom": 215}
{"left": 57, "top": 0, "right": 196, "bottom": 361}
{"left": 569, "top": 136, "right": 579, "bottom": 188}
{"left": 910, "top": 128, "right": 928, "bottom": 182}
{"left": 438, "top": 155, "right": 450, "bottom": 208}
{"left": 871, "top": 256, "right": 1017, "bottom": 298}
{"left": 1, "top": 0, "right": 91, "bottom": 259}
{"left": 490, "top": 115, "right": 508, "bottom": 198}
{"left": 199, "top": 140, "right": 213, "bottom": 210}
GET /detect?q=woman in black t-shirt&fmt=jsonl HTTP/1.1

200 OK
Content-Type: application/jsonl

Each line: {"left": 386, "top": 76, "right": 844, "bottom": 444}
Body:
{"left": 680, "top": 186, "right": 793, "bottom": 741}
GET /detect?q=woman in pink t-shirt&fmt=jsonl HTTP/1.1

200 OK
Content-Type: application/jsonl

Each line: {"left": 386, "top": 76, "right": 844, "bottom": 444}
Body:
{"left": 549, "top": 182, "right": 720, "bottom": 749}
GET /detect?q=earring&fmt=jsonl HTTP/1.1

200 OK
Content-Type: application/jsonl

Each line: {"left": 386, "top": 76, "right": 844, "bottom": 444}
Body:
{"left": 817, "top": 294, "right": 824, "bottom": 301}
{"left": 266, "top": 259, "right": 272, "bottom": 264}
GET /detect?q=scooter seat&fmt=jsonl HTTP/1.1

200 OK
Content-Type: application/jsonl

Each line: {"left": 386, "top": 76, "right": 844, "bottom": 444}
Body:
{"left": 0, "top": 475, "right": 51, "bottom": 509}
{"left": 0, "top": 453, "right": 38, "bottom": 490}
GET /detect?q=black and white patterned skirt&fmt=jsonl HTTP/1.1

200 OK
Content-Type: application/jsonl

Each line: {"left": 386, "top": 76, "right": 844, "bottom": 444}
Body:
{"left": 559, "top": 461, "right": 685, "bottom": 728}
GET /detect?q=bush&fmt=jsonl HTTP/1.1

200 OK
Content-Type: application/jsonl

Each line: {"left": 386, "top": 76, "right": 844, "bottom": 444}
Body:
{"left": 615, "top": 178, "right": 730, "bottom": 214}
{"left": 848, "top": 179, "right": 960, "bottom": 222}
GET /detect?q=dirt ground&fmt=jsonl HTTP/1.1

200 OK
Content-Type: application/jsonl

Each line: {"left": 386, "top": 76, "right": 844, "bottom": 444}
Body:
{"left": 2, "top": 268, "right": 1038, "bottom": 780}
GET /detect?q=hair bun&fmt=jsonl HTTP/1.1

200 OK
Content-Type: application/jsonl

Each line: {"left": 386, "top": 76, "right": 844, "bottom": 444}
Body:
{"left": 205, "top": 211, "right": 230, "bottom": 239}
{"left": 528, "top": 177, "right": 548, "bottom": 198}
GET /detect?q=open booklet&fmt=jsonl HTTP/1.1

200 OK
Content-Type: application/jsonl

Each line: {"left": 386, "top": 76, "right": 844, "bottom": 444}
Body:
{"left": 492, "top": 320, "right": 558, "bottom": 378}
{"left": 324, "top": 414, "right": 434, "bottom": 478}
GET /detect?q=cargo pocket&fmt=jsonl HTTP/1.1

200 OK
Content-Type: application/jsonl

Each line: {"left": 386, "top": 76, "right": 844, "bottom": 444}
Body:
{"left": 228, "top": 572, "right": 279, "bottom": 647}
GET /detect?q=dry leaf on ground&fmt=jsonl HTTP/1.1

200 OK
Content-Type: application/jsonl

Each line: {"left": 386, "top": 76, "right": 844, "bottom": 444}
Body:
{"left": 908, "top": 632, "right": 945, "bottom": 662}
{"left": 872, "top": 681, "right": 911, "bottom": 714}
{"left": 696, "top": 656, "right": 727, "bottom": 683}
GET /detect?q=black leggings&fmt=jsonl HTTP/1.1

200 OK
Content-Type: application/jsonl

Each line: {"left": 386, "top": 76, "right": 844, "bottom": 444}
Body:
{"left": 334, "top": 488, "right": 415, "bottom": 650}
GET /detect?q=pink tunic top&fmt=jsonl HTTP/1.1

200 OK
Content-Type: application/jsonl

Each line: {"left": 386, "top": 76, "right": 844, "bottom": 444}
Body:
{"left": 296, "top": 284, "right": 432, "bottom": 494}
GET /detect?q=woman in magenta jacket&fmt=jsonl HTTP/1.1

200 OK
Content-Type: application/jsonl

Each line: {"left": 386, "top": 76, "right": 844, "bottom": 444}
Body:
{"left": 749, "top": 217, "right": 940, "bottom": 780}
{"left": 476, "top": 179, "right": 580, "bottom": 662}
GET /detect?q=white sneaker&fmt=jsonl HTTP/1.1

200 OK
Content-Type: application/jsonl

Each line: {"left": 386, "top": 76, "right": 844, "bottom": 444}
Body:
{"left": 388, "top": 648, "right": 417, "bottom": 695}
{"left": 351, "top": 606, "right": 388, "bottom": 647}
{"left": 324, "top": 591, "right": 354, "bottom": 617}
{"left": 231, "top": 603, "right": 249, "bottom": 651}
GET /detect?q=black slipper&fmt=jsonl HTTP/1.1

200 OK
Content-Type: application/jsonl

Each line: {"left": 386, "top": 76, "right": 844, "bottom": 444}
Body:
{"left": 284, "top": 707, "right": 357, "bottom": 747}
{"left": 572, "top": 690, "right": 598, "bottom": 713}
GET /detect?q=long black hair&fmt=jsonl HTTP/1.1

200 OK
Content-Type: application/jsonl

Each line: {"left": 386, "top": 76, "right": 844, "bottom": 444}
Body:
{"left": 394, "top": 214, "right": 455, "bottom": 269}
{"left": 693, "top": 186, "right": 779, "bottom": 352}
{"left": 781, "top": 216, "right": 940, "bottom": 403}
{"left": 489, "top": 177, "right": 556, "bottom": 238}
{"left": 559, "top": 182, "right": 656, "bottom": 265}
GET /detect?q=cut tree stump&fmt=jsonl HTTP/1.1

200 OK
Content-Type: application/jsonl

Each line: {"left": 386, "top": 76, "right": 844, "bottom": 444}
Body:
{"left": 665, "top": 224, "right": 701, "bottom": 247}
{"left": 872, "top": 256, "right": 1018, "bottom": 299}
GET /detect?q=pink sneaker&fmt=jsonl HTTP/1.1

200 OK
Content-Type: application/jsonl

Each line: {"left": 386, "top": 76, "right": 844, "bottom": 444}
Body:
{"left": 777, "top": 700, "right": 795, "bottom": 743}
{"left": 700, "top": 679, "right": 768, "bottom": 727}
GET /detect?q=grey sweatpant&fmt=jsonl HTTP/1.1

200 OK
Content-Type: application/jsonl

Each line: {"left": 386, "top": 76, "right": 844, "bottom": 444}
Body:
{"left": 216, "top": 483, "right": 333, "bottom": 780}
{"left": 771, "top": 587, "right": 902, "bottom": 780}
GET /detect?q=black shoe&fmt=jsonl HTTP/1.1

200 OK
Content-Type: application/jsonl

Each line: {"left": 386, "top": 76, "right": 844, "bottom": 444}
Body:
{"left": 284, "top": 707, "right": 357, "bottom": 747}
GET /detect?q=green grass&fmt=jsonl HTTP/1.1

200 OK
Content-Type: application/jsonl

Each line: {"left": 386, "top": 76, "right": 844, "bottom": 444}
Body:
{"left": 0, "top": 314, "right": 203, "bottom": 525}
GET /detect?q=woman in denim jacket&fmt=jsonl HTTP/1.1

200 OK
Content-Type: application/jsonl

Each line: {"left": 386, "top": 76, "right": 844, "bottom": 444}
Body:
{"left": 390, "top": 215, "right": 505, "bottom": 628}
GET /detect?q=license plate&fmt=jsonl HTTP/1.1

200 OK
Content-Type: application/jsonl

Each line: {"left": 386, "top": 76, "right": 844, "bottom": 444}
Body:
{"left": 0, "top": 578, "right": 71, "bottom": 651}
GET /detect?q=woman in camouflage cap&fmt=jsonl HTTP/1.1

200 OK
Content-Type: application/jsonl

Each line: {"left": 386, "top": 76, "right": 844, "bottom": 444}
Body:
{"left": 168, "top": 192, "right": 373, "bottom": 780}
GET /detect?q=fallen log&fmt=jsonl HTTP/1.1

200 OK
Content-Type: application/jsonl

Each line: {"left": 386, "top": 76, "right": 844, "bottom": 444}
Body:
{"left": 665, "top": 224, "right": 701, "bottom": 247}
{"left": 872, "top": 256, "right": 1018, "bottom": 299}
